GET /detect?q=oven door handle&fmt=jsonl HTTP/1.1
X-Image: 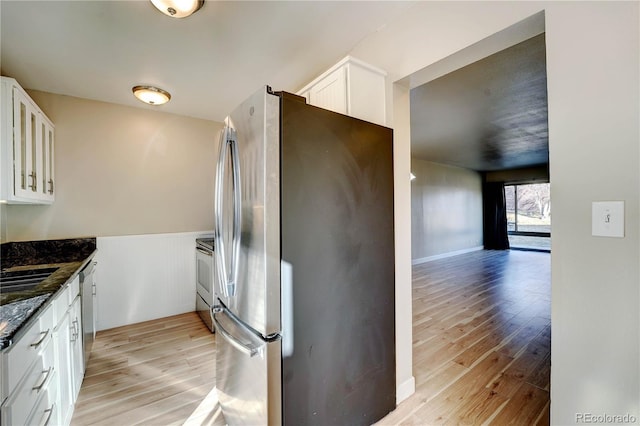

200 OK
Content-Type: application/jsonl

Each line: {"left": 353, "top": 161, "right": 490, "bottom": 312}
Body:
{"left": 196, "top": 247, "right": 213, "bottom": 257}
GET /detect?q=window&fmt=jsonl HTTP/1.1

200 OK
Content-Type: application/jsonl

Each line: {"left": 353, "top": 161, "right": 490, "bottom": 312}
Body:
{"left": 504, "top": 183, "right": 550, "bottom": 250}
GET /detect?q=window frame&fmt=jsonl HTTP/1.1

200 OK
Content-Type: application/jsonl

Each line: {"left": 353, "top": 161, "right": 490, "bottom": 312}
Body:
{"left": 505, "top": 182, "right": 551, "bottom": 238}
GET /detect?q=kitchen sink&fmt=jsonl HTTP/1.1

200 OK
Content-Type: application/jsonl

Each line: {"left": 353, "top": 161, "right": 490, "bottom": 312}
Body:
{"left": 0, "top": 267, "right": 59, "bottom": 292}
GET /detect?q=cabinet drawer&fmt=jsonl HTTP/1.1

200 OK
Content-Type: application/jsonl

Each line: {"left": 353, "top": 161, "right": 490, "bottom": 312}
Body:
{"left": 69, "top": 275, "right": 80, "bottom": 300}
{"left": 53, "top": 284, "right": 71, "bottom": 323}
{"left": 26, "top": 370, "right": 58, "bottom": 426}
{"left": 2, "top": 336, "right": 55, "bottom": 426}
{"left": 53, "top": 276, "right": 79, "bottom": 322}
{"left": 39, "top": 303, "right": 54, "bottom": 329}
{"left": 3, "top": 304, "right": 54, "bottom": 395}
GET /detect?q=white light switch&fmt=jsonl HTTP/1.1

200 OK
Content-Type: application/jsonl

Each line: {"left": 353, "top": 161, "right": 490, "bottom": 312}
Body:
{"left": 592, "top": 201, "right": 625, "bottom": 238}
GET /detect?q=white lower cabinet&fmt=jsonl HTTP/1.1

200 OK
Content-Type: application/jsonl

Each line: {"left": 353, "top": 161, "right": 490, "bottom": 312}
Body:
{"left": 1, "top": 271, "right": 91, "bottom": 425}
{"left": 0, "top": 304, "right": 57, "bottom": 426}
{"left": 25, "top": 369, "right": 58, "bottom": 426}
{"left": 54, "top": 307, "right": 73, "bottom": 425}
{"left": 1, "top": 265, "right": 91, "bottom": 425}
{"left": 69, "top": 295, "right": 84, "bottom": 400}
{"left": 53, "top": 276, "right": 84, "bottom": 425}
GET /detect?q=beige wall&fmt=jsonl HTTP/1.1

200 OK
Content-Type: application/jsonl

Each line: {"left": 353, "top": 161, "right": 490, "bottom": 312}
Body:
{"left": 545, "top": 3, "right": 638, "bottom": 419}
{"left": 390, "top": 82, "right": 415, "bottom": 400}
{"left": 0, "top": 203, "right": 6, "bottom": 243}
{"left": 350, "top": 1, "right": 639, "bottom": 422}
{"left": 5, "top": 91, "right": 222, "bottom": 241}
{"left": 411, "top": 159, "right": 483, "bottom": 261}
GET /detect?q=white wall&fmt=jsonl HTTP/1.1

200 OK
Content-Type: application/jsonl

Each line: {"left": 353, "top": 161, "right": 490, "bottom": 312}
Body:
{"left": 350, "top": 2, "right": 639, "bottom": 423}
{"left": 96, "top": 231, "right": 212, "bottom": 331}
{"left": 411, "top": 159, "right": 483, "bottom": 263}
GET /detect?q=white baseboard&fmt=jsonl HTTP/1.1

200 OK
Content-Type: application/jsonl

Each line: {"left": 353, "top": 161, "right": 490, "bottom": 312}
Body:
{"left": 411, "top": 246, "right": 484, "bottom": 265}
{"left": 396, "top": 376, "right": 416, "bottom": 404}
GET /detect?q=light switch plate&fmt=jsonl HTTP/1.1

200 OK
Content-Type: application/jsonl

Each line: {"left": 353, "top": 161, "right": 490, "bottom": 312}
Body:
{"left": 592, "top": 201, "right": 625, "bottom": 238}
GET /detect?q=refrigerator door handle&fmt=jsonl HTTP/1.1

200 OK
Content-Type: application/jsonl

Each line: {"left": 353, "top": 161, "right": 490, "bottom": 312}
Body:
{"left": 228, "top": 127, "right": 241, "bottom": 298}
{"left": 214, "top": 124, "right": 241, "bottom": 299}
{"left": 212, "top": 307, "right": 262, "bottom": 358}
{"left": 214, "top": 126, "right": 229, "bottom": 299}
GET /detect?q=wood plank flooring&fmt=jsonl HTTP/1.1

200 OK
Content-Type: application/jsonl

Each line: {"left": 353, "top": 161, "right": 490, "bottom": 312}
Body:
{"left": 71, "top": 250, "right": 550, "bottom": 425}
{"left": 377, "top": 250, "right": 551, "bottom": 425}
{"left": 71, "top": 312, "right": 225, "bottom": 426}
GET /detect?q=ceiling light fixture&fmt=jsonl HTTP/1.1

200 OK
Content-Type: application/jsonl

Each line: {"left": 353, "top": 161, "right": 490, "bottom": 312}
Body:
{"left": 150, "top": 0, "right": 204, "bottom": 18}
{"left": 132, "top": 85, "right": 171, "bottom": 105}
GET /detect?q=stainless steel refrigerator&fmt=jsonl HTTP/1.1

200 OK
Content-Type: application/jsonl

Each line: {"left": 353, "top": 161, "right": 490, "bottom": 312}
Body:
{"left": 212, "top": 86, "right": 395, "bottom": 426}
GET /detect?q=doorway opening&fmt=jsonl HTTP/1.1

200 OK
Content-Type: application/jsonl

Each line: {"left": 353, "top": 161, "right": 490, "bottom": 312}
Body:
{"left": 403, "top": 10, "right": 551, "bottom": 424}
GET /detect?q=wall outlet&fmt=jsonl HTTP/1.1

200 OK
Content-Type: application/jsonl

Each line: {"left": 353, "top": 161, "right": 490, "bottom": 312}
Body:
{"left": 592, "top": 201, "right": 624, "bottom": 238}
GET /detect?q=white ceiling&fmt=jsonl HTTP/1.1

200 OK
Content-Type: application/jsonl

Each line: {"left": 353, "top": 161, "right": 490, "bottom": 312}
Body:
{"left": 0, "top": 1, "right": 413, "bottom": 122}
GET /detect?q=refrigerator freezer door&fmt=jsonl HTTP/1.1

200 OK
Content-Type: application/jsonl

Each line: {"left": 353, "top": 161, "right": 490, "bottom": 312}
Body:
{"left": 214, "top": 303, "right": 282, "bottom": 425}
{"left": 280, "top": 95, "right": 396, "bottom": 425}
{"left": 214, "top": 86, "right": 281, "bottom": 337}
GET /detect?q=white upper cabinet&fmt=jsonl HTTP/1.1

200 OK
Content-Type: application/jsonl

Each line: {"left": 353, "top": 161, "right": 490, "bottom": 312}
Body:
{"left": 308, "top": 66, "right": 348, "bottom": 115}
{"left": 1, "top": 77, "right": 55, "bottom": 204}
{"left": 297, "top": 56, "right": 387, "bottom": 126}
{"left": 39, "top": 114, "right": 55, "bottom": 202}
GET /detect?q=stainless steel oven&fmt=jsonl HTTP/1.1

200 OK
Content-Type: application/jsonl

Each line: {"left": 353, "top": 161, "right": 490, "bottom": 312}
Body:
{"left": 196, "top": 237, "right": 215, "bottom": 332}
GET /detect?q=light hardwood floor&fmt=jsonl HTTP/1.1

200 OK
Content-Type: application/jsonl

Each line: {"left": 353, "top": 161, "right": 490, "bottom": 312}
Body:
{"left": 72, "top": 250, "right": 550, "bottom": 425}
{"left": 378, "top": 250, "right": 550, "bottom": 425}
{"left": 71, "top": 313, "right": 225, "bottom": 426}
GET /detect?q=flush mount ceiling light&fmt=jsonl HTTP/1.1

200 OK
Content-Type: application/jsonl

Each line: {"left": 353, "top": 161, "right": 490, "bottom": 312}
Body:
{"left": 150, "top": 0, "right": 204, "bottom": 18}
{"left": 132, "top": 85, "right": 171, "bottom": 105}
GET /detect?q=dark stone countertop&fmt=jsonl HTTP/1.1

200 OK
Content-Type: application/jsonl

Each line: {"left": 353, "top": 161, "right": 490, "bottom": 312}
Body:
{"left": 0, "top": 237, "right": 97, "bottom": 350}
